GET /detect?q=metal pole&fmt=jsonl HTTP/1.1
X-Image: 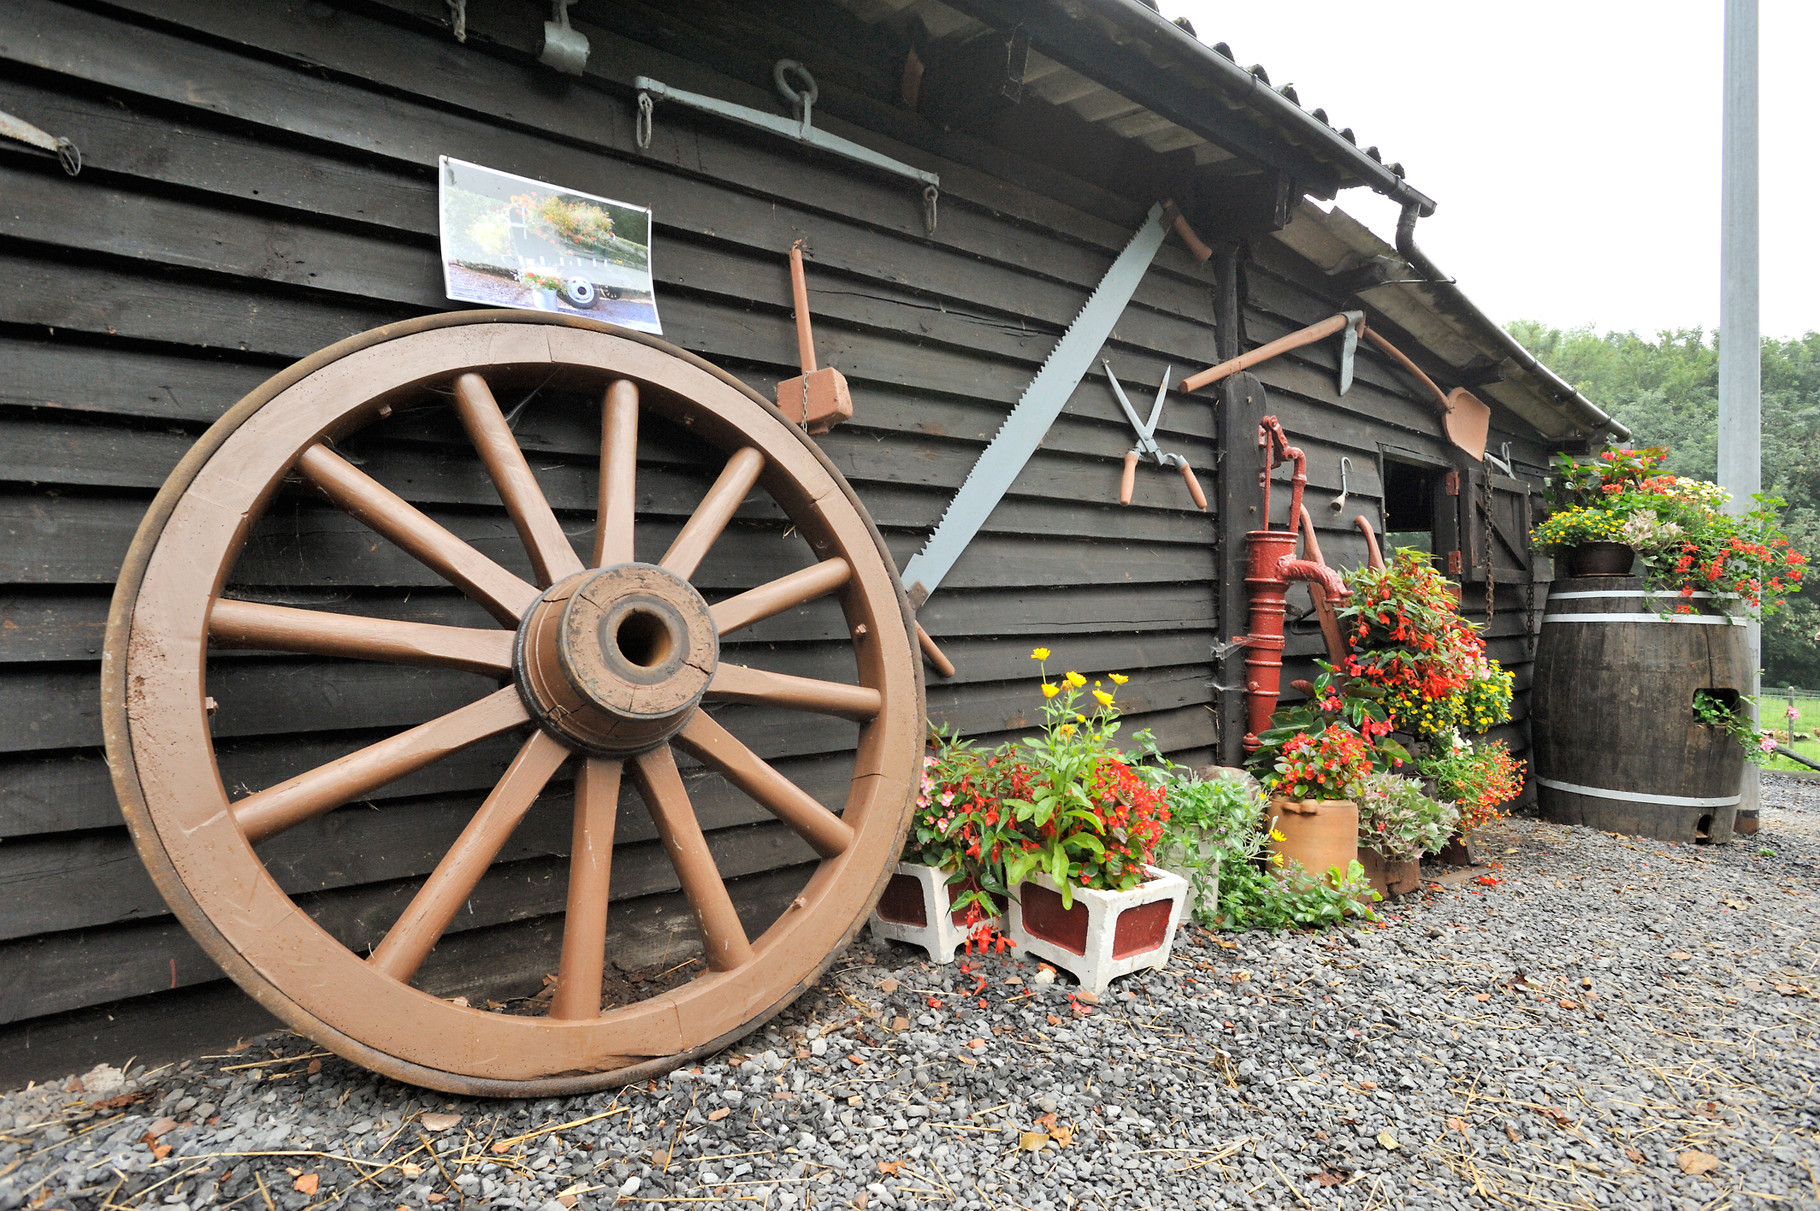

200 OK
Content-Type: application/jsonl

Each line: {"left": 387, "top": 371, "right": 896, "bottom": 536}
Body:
{"left": 1718, "top": 0, "right": 1761, "bottom": 833}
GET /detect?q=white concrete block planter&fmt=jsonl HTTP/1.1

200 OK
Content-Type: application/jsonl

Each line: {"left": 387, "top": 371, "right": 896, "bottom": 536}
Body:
{"left": 869, "top": 862, "right": 1002, "bottom": 964}
{"left": 1006, "top": 865, "right": 1188, "bottom": 995}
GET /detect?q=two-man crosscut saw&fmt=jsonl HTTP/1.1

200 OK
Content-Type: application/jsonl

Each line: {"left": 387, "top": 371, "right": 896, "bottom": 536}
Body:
{"left": 902, "top": 201, "right": 1202, "bottom": 609}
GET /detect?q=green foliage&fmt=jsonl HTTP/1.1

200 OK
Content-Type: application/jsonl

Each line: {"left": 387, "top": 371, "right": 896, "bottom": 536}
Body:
{"left": 1154, "top": 775, "right": 1262, "bottom": 927}
{"left": 1510, "top": 322, "right": 1820, "bottom": 682}
{"left": 1355, "top": 771, "right": 1458, "bottom": 863}
{"left": 1219, "top": 856, "right": 1379, "bottom": 932}
{"left": 1157, "top": 769, "right": 1377, "bottom": 932}
{"left": 1691, "top": 689, "right": 1777, "bottom": 765}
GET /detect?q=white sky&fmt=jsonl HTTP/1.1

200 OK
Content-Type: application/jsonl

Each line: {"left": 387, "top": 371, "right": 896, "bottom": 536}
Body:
{"left": 1166, "top": 1, "right": 1817, "bottom": 340}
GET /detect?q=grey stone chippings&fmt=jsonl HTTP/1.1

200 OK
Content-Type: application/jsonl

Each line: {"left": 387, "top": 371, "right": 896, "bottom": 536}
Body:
{"left": 4, "top": 780, "right": 1820, "bottom": 1209}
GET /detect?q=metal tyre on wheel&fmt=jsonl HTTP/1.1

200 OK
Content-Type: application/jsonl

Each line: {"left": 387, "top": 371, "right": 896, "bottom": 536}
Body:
{"left": 104, "top": 311, "right": 922, "bottom": 1095}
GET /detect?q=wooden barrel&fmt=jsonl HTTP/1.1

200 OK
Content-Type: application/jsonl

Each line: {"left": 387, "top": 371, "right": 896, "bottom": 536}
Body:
{"left": 1531, "top": 576, "right": 1750, "bottom": 844}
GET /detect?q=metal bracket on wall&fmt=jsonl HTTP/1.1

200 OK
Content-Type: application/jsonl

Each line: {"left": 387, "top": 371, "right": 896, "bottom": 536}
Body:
{"left": 0, "top": 108, "right": 80, "bottom": 175}
{"left": 634, "top": 63, "right": 940, "bottom": 233}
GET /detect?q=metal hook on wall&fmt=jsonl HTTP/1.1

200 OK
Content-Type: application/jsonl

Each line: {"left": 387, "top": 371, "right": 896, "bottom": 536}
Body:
{"left": 1328, "top": 455, "right": 1352, "bottom": 512}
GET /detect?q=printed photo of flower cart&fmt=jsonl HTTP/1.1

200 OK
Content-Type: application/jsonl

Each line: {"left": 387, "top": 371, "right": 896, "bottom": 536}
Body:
{"left": 438, "top": 156, "right": 662, "bottom": 332}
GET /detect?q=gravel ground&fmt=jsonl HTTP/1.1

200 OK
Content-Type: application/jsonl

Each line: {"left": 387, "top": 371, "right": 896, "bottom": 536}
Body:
{"left": 5, "top": 778, "right": 1819, "bottom": 1211}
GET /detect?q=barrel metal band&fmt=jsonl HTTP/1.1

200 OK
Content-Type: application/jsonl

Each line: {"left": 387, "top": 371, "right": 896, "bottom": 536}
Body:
{"left": 1547, "top": 590, "right": 1737, "bottom": 601}
{"left": 1536, "top": 776, "right": 1741, "bottom": 808}
{"left": 1540, "top": 612, "right": 1739, "bottom": 626}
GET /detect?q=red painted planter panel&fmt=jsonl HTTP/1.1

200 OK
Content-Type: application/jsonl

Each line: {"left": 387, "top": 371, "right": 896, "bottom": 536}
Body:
{"left": 1110, "top": 898, "right": 1174, "bottom": 959}
{"left": 875, "top": 872, "right": 927, "bottom": 926}
{"left": 1018, "top": 882, "right": 1088, "bottom": 954}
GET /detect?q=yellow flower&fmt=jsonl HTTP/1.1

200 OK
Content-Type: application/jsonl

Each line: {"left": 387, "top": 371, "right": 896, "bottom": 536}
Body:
{"left": 1269, "top": 829, "right": 1287, "bottom": 843}
{"left": 1109, "top": 673, "right": 1129, "bottom": 685}
{"left": 1065, "top": 671, "right": 1086, "bottom": 688}
{"left": 1041, "top": 682, "right": 1059, "bottom": 699}
{"left": 1059, "top": 723, "right": 1076, "bottom": 737}
{"left": 1270, "top": 852, "right": 1285, "bottom": 866}
{"left": 1092, "top": 689, "right": 1114, "bottom": 708}
{"left": 1076, "top": 713, "right": 1087, "bottom": 723}
{"left": 1031, "top": 647, "right": 1051, "bottom": 661}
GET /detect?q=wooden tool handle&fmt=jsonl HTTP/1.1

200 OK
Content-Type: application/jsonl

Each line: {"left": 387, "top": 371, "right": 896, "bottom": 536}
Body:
{"left": 915, "top": 621, "right": 955, "bottom": 678}
{"left": 788, "top": 241, "right": 816, "bottom": 375}
{"left": 1163, "top": 198, "right": 1214, "bottom": 264}
{"left": 1119, "top": 451, "right": 1139, "bottom": 505}
{"left": 1360, "top": 325, "right": 1446, "bottom": 411}
{"left": 1178, "top": 460, "right": 1208, "bottom": 511}
{"left": 1182, "top": 312, "right": 1350, "bottom": 392}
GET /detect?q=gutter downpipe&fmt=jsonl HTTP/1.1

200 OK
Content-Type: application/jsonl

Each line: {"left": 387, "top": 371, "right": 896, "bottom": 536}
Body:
{"left": 1395, "top": 203, "right": 1629, "bottom": 444}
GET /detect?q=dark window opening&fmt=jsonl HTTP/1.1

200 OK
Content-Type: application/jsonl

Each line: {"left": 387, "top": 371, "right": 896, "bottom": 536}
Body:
{"left": 1383, "top": 459, "right": 1438, "bottom": 554}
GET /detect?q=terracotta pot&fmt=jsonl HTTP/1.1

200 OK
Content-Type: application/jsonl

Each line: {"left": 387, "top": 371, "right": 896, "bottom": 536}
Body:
{"left": 1266, "top": 798, "right": 1360, "bottom": 883}
{"left": 1357, "top": 846, "right": 1423, "bottom": 897}
{"left": 1564, "top": 541, "right": 1634, "bottom": 577}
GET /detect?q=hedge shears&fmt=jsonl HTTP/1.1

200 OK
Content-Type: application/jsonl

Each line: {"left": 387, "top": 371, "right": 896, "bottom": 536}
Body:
{"left": 1104, "top": 361, "right": 1207, "bottom": 511}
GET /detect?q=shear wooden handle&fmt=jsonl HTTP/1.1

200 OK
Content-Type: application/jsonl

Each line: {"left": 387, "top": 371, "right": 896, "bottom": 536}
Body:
{"left": 1178, "top": 460, "right": 1208, "bottom": 511}
{"left": 1119, "top": 451, "right": 1140, "bottom": 505}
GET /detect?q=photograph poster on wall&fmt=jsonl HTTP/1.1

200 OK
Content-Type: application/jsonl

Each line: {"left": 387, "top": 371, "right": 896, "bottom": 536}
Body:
{"left": 437, "top": 156, "right": 662, "bottom": 334}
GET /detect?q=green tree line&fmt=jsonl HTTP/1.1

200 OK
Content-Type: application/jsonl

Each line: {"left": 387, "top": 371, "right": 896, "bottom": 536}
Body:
{"left": 1508, "top": 322, "right": 1820, "bottom": 688}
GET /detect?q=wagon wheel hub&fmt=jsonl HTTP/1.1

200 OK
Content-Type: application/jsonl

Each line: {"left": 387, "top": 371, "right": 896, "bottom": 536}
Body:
{"left": 515, "top": 564, "right": 719, "bottom": 756}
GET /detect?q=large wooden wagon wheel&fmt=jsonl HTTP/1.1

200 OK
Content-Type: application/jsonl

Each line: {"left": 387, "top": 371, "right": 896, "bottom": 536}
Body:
{"left": 103, "top": 312, "right": 922, "bottom": 1095}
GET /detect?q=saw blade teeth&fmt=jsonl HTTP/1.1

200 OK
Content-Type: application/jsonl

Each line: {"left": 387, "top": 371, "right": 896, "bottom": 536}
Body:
{"left": 904, "top": 203, "right": 1169, "bottom": 581}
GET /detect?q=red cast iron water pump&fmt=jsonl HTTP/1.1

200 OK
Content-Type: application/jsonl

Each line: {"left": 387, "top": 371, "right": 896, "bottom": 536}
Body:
{"left": 1240, "top": 417, "right": 1348, "bottom": 751}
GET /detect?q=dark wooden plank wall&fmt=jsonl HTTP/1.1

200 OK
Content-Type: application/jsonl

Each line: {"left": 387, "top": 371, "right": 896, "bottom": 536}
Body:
{"left": 0, "top": 0, "right": 1556, "bottom": 1081}
{"left": 0, "top": 0, "right": 1230, "bottom": 1080}
{"left": 1235, "top": 232, "right": 1552, "bottom": 778}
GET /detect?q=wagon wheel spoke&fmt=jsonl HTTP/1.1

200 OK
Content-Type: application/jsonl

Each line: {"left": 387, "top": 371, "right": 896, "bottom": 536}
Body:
{"left": 627, "top": 743, "right": 755, "bottom": 971}
{"left": 595, "top": 380, "right": 640, "bottom": 567}
{"left": 704, "top": 663, "right": 881, "bottom": 722}
{"left": 297, "top": 443, "right": 540, "bottom": 625}
{"left": 709, "top": 558, "right": 852, "bottom": 636}
{"left": 549, "top": 757, "right": 623, "bottom": 1020}
{"left": 368, "top": 730, "right": 571, "bottom": 984}
{"left": 233, "top": 686, "right": 531, "bottom": 844}
{"left": 452, "top": 372, "right": 586, "bottom": 587}
{"left": 675, "top": 712, "right": 853, "bottom": 859}
{"left": 209, "top": 598, "right": 514, "bottom": 677}
{"left": 660, "top": 447, "right": 764, "bottom": 580}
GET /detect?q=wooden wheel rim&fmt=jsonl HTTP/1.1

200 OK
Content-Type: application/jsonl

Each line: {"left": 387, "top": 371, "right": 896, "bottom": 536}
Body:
{"left": 103, "top": 312, "right": 922, "bottom": 1095}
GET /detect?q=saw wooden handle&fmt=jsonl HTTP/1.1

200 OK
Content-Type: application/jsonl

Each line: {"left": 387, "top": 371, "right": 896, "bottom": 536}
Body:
{"left": 1182, "top": 312, "right": 1352, "bottom": 393}
{"left": 1163, "top": 201, "right": 1213, "bottom": 264}
{"left": 1178, "top": 460, "right": 1208, "bottom": 511}
{"left": 916, "top": 621, "right": 955, "bottom": 678}
{"left": 1119, "top": 451, "right": 1139, "bottom": 505}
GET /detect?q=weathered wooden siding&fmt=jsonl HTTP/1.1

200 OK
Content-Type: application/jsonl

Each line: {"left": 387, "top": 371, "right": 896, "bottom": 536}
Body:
{"left": 1235, "top": 228, "right": 1551, "bottom": 776}
{"left": 0, "top": 0, "right": 1559, "bottom": 1083}
{"left": 0, "top": 0, "right": 1231, "bottom": 1082}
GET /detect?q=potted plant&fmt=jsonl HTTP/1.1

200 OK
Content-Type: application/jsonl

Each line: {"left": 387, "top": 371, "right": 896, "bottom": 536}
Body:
{"left": 1337, "top": 549, "right": 1513, "bottom": 741}
{"left": 1415, "top": 731, "right": 1526, "bottom": 859}
{"left": 1153, "top": 770, "right": 1261, "bottom": 924}
{"left": 998, "top": 654, "right": 1187, "bottom": 994}
{"left": 870, "top": 727, "right": 1022, "bottom": 964}
{"left": 1535, "top": 446, "right": 1806, "bottom": 608}
{"left": 1157, "top": 763, "right": 1381, "bottom": 931}
{"left": 1353, "top": 771, "right": 1458, "bottom": 896}
{"left": 1251, "top": 721, "right": 1376, "bottom": 885}
{"left": 517, "top": 267, "right": 564, "bottom": 310}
